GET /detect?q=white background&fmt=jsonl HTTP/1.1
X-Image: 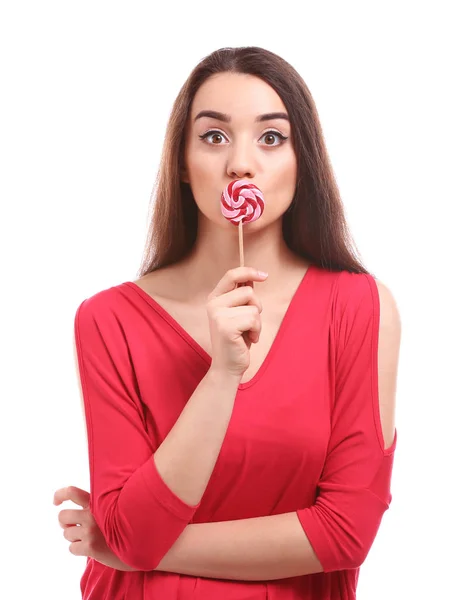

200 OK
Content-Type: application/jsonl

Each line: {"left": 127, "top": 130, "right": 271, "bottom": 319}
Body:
{"left": 1, "top": 1, "right": 449, "bottom": 598}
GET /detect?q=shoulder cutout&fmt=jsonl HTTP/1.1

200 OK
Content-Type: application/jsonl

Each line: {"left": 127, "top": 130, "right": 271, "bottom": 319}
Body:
{"left": 375, "top": 278, "right": 401, "bottom": 450}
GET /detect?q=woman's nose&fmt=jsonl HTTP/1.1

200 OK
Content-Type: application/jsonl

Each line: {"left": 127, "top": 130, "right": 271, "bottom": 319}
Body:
{"left": 226, "top": 143, "right": 256, "bottom": 180}
{"left": 228, "top": 167, "right": 254, "bottom": 180}
{"left": 227, "top": 161, "right": 256, "bottom": 180}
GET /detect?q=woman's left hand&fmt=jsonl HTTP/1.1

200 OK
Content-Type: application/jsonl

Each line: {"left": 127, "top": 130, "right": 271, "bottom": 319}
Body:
{"left": 53, "top": 485, "right": 136, "bottom": 572}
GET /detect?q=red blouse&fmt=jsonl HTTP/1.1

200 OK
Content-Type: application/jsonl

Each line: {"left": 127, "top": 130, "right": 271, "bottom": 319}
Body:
{"left": 74, "top": 263, "right": 396, "bottom": 599}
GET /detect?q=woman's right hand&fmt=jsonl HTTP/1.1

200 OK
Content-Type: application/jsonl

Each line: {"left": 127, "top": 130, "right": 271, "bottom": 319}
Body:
{"left": 206, "top": 267, "right": 269, "bottom": 380}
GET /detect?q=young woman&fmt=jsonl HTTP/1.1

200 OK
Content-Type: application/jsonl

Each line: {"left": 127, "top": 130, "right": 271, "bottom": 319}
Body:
{"left": 54, "top": 46, "right": 401, "bottom": 599}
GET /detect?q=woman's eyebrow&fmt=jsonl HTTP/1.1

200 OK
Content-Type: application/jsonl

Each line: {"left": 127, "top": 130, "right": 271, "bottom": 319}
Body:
{"left": 194, "top": 110, "right": 290, "bottom": 123}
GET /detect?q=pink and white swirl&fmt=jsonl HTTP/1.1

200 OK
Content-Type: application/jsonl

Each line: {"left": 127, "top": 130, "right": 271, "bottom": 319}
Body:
{"left": 220, "top": 180, "right": 265, "bottom": 226}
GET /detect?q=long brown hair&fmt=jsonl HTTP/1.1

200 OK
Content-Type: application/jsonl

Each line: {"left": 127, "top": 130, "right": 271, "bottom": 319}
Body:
{"left": 137, "top": 46, "right": 371, "bottom": 278}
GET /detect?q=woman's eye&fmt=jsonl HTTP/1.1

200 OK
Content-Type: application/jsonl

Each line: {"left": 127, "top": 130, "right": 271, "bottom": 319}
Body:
{"left": 198, "top": 130, "right": 288, "bottom": 146}
{"left": 260, "top": 131, "right": 288, "bottom": 146}
{"left": 202, "top": 131, "right": 226, "bottom": 144}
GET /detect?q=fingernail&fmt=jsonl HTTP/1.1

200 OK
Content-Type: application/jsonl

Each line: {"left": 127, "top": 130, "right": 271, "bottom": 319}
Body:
{"left": 258, "top": 271, "right": 268, "bottom": 278}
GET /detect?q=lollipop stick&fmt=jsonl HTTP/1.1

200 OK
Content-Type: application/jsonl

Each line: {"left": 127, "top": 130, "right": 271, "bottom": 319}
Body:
{"left": 239, "top": 220, "right": 244, "bottom": 267}
{"left": 237, "top": 220, "right": 250, "bottom": 290}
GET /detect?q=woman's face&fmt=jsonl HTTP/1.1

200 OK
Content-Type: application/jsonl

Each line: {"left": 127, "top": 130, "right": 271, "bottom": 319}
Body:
{"left": 182, "top": 72, "right": 297, "bottom": 231}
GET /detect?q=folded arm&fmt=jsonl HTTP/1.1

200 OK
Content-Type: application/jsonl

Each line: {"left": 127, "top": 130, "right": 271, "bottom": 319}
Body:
{"left": 153, "top": 277, "right": 400, "bottom": 580}
{"left": 155, "top": 511, "right": 322, "bottom": 580}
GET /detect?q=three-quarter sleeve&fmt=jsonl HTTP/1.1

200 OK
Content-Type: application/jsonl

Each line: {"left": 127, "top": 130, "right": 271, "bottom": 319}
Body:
{"left": 74, "top": 293, "right": 200, "bottom": 571}
{"left": 296, "top": 272, "right": 396, "bottom": 572}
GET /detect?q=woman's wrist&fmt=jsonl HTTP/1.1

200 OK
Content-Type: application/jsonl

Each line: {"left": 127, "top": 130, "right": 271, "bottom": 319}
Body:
{"left": 207, "top": 366, "right": 242, "bottom": 389}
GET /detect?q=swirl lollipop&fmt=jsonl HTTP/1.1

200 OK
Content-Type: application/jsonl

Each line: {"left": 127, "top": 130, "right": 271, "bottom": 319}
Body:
{"left": 221, "top": 179, "right": 265, "bottom": 268}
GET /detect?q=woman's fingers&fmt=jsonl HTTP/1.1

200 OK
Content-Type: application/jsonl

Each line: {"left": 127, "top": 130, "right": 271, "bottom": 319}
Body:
{"left": 211, "top": 285, "right": 263, "bottom": 312}
{"left": 53, "top": 485, "right": 90, "bottom": 508}
{"left": 63, "top": 525, "right": 82, "bottom": 543}
{"left": 54, "top": 487, "right": 91, "bottom": 534}
{"left": 58, "top": 508, "right": 89, "bottom": 528}
{"left": 209, "top": 267, "right": 268, "bottom": 299}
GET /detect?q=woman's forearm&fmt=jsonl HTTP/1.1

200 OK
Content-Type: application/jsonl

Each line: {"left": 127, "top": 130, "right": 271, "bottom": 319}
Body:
{"left": 153, "top": 368, "right": 240, "bottom": 506}
{"left": 155, "top": 512, "right": 323, "bottom": 581}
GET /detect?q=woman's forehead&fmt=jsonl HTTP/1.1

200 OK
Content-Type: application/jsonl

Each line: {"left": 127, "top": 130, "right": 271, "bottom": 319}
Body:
{"left": 190, "top": 73, "right": 287, "bottom": 121}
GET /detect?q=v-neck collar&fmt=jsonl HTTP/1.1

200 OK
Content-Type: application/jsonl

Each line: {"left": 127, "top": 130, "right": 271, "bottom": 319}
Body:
{"left": 122, "top": 263, "right": 315, "bottom": 391}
